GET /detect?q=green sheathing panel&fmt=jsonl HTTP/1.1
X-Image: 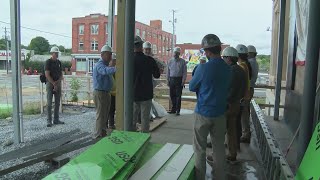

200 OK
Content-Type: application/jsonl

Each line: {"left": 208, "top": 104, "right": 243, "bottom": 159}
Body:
{"left": 296, "top": 122, "right": 320, "bottom": 180}
{"left": 43, "top": 131, "right": 150, "bottom": 180}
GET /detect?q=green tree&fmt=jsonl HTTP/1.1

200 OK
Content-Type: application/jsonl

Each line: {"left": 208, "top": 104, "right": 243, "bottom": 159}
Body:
{"left": 28, "top": 36, "right": 50, "bottom": 55}
{"left": 0, "top": 38, "right": 6, "bottom": 50}
{"left": 58, "top": 45, "right": 65, "bottom": 52}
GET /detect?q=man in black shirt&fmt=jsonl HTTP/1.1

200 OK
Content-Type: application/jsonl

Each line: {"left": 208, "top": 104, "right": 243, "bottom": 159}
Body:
{"left": 45, "top": 46, "right": 64, "bottom": 127}
{"left": 133, "top": 36, "right": 160, "bottom": 132}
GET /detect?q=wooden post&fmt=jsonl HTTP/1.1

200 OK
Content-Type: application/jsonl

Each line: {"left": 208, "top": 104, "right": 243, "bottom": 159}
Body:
{"left": 88, "top": 77, "right": 91, "bottom": 106}
{"left": 115, "top": 0, "right": 126, "bottom": 130}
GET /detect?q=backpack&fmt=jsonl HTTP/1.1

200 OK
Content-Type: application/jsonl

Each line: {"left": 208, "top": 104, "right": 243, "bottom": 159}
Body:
{"left": 40, "top": 74, "right": 47, "bottom": 83}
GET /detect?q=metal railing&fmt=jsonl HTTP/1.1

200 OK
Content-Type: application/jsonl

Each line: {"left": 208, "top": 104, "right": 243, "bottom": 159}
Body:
{"left": 251, "top": 100, "right": 294, "bottom": 180}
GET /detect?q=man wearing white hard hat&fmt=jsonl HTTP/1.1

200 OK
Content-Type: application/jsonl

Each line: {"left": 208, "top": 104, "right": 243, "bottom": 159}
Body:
{"left": 190, "top": 34, "right": 231, "bottom": 180}
{"left": 222, "top": 47, "right": 247, "bottom": 161}
{"left": 92, "top": 45, "right": 116, "bottom": 138}
{"left": 166, "top": 46, "right": 187, "bottom": 115}
{"left": 45, "top": 46, "right": 64, "bottom": 127}
{"left": 133, "top": 36, "right": 160, "bottom": 133}
{"left": 247, "top": 45, "right": 259, "bottom": 99}
{"left": 236, "top": 44, "right": 252, "bottom": 144}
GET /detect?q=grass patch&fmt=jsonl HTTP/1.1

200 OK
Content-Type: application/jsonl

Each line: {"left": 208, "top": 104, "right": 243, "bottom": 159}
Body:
{"left": 0, "top": 109, "right": 12, "bottom": 119}
{"left": 254, "top": 98, "right": 266, "bottom": 104}
{"left": 23, "top": 102, "right": 41, "bottom": 115}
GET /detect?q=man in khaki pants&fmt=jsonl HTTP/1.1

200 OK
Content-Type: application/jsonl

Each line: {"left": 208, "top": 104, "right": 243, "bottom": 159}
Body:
{"left": 222, "top": 47, "right": 246, "bottom": 161}
{"left": 189, "top": 34, "right": 231, "bottom": 180}
{"left": 92, "top": 45, "right": 116, "bottom": 138}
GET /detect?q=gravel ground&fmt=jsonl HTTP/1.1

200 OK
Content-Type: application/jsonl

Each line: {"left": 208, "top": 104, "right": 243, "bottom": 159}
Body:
{"left": 0, "top": 106, "right": 96, "bottom": 180}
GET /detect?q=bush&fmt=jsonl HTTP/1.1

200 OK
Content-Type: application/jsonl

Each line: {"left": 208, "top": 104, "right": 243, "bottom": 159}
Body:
{"left": 70, "top": 78, "right": 81, "bottom": 102}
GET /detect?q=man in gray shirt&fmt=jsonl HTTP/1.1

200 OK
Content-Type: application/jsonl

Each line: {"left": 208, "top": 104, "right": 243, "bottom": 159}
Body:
{"left": 247, "top": 45, "right": 259, "bottom": 98}
{"left": 166, "top": 47, "right": 187, "bottom": 115}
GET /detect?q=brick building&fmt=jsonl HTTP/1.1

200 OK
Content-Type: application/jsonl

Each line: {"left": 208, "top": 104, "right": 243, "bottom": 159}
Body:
{"left": 71, "top": 13, "right": 175, "bottom": 73}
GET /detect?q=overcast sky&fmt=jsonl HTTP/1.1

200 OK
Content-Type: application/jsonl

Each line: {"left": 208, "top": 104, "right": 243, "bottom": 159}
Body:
{"left": 0, "top": 0, "right": 273, "bottom": 54}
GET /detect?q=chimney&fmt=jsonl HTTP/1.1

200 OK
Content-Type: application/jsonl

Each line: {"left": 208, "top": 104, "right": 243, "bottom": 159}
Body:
{"left": 150, "top": 20, "right": 162, "bottom": 30}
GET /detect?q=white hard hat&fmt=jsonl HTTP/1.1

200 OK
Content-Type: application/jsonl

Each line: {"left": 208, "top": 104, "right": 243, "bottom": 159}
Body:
{"left": 199, "top": 56, "right": 207, "bottom": 61}
{"left": 101, "top": 45, "right": 112, "bottom": 53}
{"left": 173, "top": 47, "right": 181, "bottom": 53}
{"left": 222, "top": 47, "right": 239, "bottom": 57}
{"left": 247, "top": 45, "right": 257, "bottom": 53}
{"left": 201, "top": 34, "right": 221, "bottom": 49}
{"left": 143, "top": 41, "right": 152, "bottom": 49}
{"left": 236, "top": 44, "right": 248, "bottom": 54}
{"left": 134, "top": 35, "right": 144, "bottom": 44}
{"left": 112, "top": 53, "right": 116, "bottom": 60}
{"left": 50, "top": 46, "right": 60, "bottom": 53}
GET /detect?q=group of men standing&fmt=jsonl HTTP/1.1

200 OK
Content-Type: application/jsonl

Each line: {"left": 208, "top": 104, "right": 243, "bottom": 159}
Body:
{"left": 91, "top": 35, "right": 161, "bottom": 138}
{"left": 190, "top": 34, "right": 259, "bottom": 179}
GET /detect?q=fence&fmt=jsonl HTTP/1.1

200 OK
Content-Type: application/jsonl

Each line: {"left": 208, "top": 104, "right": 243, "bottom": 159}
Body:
{"left": 251, "top": 99, "right": 294, "bottom": 180}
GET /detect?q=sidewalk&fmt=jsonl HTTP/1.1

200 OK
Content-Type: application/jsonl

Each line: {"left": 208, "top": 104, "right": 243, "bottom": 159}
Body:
{"left": 150, "top": 110, "right": 267, "bottom": 180}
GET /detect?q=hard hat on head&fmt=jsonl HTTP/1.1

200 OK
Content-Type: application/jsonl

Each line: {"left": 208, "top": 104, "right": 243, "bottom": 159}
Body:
{"left": 236, "top": 44, "right": 248, "bottom": 54}
{"left": 201, "top": 34, "right": 222, "bottom": 49}
{"left": 50, "top": 46, "right": 60, "bottom": 53}
{"left": 199, "top": 56, "right": 207, "bottom": 61}
{"left": 143, "top": 41, "right": 152, "bottom": 49}
{"left": 247, "top": 45, "right": 257, "bottom": 53}
{"left": 134, "top": 35, "right": 144, "bottom": 44}
{"left": 173, "top": 47, "right": 181, "bottom": 53}
{"left": 112, "top": 53, "right": 116, "bottom": 60}
{"left": 222, "top": 47, "right": 239, "bottom": 58}
{"left": 101, "top": 45, "right": 112, "bottom": 53}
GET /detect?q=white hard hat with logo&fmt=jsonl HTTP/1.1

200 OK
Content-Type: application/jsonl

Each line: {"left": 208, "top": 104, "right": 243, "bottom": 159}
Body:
{"left": 50, "top": 46, "right": 60, "bottom": 53}
{"left": 236, "top": 44, "right": 248, "bottom": 54}
{"left": 101, "top": 45, "right": 113, "bottom": 53}
{"left": 222, "top": 47, "right": 239, "bottom": 57}
{"left": 201, "top": 34, "right": 222, "bottom": 49}
{"left": 173, "top": 47, "right": 181, "bottom": 53}
{"left": 134, "top": 35, "right": 144, "bottom": 44}
{"left": 143, "top": 41, "right": 152, "bottom": 49}
{"left": 247, "top": 45, "right": 257, "bottom": 53}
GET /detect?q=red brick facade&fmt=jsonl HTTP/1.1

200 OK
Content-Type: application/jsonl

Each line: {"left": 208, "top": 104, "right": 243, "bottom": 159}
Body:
{"left": 72, "top": 14, "right": 175, "bottom": 62}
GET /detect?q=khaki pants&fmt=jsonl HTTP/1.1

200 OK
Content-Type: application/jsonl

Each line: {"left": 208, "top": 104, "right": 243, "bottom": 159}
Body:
{"left": 193, "top": 113, "right": 226, "bottom": 180}
{"left": 93, "top": 90, "right": 111, "bottom": 138}
{"left": 241, "top": 99, "right": 251, "bottom": 139}
{"left": 46, "top": 82, "right": 61, "bottom": 124}
{"left": 133, "top": 100, "right": 152, "bottom": 133}
{"left": 226, "top": 103, "right": 240, "bottom": 158}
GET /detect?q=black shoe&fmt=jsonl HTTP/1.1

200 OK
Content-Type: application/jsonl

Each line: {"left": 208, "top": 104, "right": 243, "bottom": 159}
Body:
{"left": 47, "top": 124, "right": 52, "bottom": 127}
{"left": 109, "top": 125, "right": 116, "bottom": 129}
{"left": 176, "top": 112, "right": 180, "bottom": 116}
{"left": 240, "top": 137, "right": 250, "bottom": 144}
{"left": 167, "top": 111, "right": 176, "bottom": 114}
{"left": 53, "top": 121, "right": 65, "bottom": 125}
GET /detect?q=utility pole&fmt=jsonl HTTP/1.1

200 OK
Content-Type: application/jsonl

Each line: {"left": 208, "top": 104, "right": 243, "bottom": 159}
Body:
{"left": 4, "top": 27, "right": 10, "bottom": 74}
{"left": 170, "top": 10, "right": 177, "bottom": 54}
{"left": 107, "top": 0, "right": 115, "bottom": 48}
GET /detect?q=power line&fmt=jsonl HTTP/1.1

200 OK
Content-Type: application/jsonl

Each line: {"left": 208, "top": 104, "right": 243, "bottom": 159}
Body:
{"left": 0, "top": 20, "right": 72, "bottom": 38}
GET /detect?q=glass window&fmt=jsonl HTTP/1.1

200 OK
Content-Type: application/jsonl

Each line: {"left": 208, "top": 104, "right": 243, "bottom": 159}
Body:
{"left": 163, "top": 46, "right": 165, "bottom": 55}
{"left": 105, "top": 23, "right": 108, "bottom": 34}
{"left": 79, "top": 41, "right": 84, "bottom": 50}
{"left": 91, "top": 40, "right": 98, "bottom": 51}
{"left": 153, "top": 44, "right": 157, "bottom": 55}
{"left": 153, "top": 33, "right": 157, "bottom": 38}
{"left": 76, "top": 58, "right": 87, "bottom": 71}
{"left": 91, "top": 24, "right": 99, "bottom": 34}
{"left": 136, "top": 29, "right": 140, "bottom": 36}
{"left": 159, "top": 35, "right": 162, "bottom": 40}
{"left": 166, "top": 46, "right": 168, "bottom": 55}
{"left": 142, "top": 31, "right": 146, "bottom": 39}
{"left": 79, "top": 25, "right": 84, "bottom": 35}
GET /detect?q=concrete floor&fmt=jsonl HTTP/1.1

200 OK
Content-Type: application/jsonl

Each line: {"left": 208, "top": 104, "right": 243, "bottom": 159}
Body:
{"left": 150, "top": 110, "right": 267, "bottom": 180}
